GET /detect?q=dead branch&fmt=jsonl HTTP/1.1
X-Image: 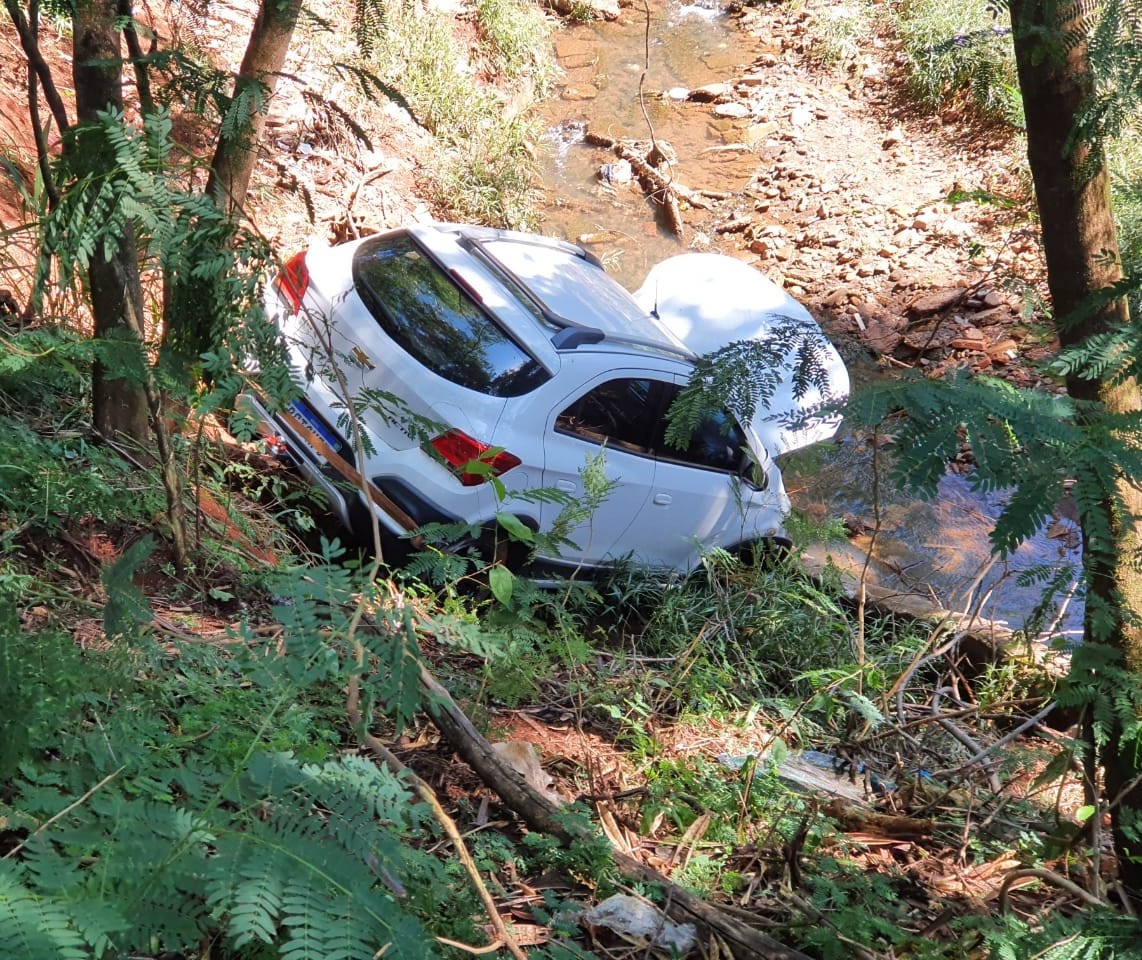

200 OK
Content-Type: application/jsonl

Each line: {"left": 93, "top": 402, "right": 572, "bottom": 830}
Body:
{"left": 418, "top": 668, "right": 812, "bottom": 960}
{"left": 584, "top": 132, "right": 686, "bottom": 237}
{"left": 347, "top": 659, "right": 527, "bottom": 960}
{"left": 997, "top": 867, "right": 1110, "bottom": 913}
{"left": 822, "top": 799, "right": 934, "bottom": 840}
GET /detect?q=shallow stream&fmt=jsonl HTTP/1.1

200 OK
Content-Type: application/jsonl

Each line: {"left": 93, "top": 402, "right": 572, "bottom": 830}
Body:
{"left": 536, "top": 1, "right": 1084, "bottom": 639}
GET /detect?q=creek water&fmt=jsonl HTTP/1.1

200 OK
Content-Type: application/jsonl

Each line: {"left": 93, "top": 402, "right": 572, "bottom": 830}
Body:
{"left": 536, "top": 1, "right": 1084, "bottom": 640}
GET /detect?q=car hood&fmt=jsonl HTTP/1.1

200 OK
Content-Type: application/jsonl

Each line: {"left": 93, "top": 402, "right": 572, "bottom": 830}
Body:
{"left": 633, "top": 253, "right": 850, "bottom": 456}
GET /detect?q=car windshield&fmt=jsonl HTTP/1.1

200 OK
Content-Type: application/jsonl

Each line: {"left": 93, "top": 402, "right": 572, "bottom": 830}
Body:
{"left": 352, "top": 234, "right": 549, "bottom": 397}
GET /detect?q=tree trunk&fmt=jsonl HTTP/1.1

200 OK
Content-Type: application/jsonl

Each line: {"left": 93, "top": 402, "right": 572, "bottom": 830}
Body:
{"left": 72, "top": 0, "right": 150, "bottom": 445}
{"left": 162, "top": 0, "right": 300, "bottom": 368}
{"left": 206, "top": 0, "right": 302, "bottom": 218}
{"left": 1010, "top": 0, "right": 1142, "bottom": 901}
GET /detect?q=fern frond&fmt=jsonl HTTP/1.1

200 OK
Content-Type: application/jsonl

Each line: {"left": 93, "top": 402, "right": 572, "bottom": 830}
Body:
{"left": 0, "top": 863, "right": 89, "bottom": 960}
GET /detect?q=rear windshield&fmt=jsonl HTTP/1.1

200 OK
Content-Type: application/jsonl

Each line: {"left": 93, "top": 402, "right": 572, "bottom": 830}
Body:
{"left": 352, "top": 234, "right": 549, "bottom": 397}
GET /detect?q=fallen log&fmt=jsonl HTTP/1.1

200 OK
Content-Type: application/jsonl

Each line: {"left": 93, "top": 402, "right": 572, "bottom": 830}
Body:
{"left": 419, "top": 668, "right": 812, "bottom": 960}
{"left": 584, "top": 132, "right": 687, "bottom": 237}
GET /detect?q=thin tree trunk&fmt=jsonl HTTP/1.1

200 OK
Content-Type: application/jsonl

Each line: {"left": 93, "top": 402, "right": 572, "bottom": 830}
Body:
{"left": 205, "top": 0, "right": 302, "bottom": 218}
{"left": 1010, "top": 0, "right": 1142, "bottom": 901}
{"left": 72, "top": 0, "right": 150, "bottom": 446}
{"left": 163, "top": 0, "right": 300, "bottom": 367}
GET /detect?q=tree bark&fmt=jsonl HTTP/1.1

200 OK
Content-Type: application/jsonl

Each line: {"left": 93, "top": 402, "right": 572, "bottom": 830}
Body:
{"left": 1010, "top": 0, "right": 1142, "bottom": 901}
{"left": 162, "top": 0, "right": 301, "bottom": 368}
{"left": 72, "top": 0, "right": 150, "bottom": 445}
{"left": 205, "top": 0, "right": 302, "bottom": 218}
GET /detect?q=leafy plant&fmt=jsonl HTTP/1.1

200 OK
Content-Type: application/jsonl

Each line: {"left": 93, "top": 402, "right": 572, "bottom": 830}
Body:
{"left": 894, "top": 0, "right": 1021, "bottom": 124}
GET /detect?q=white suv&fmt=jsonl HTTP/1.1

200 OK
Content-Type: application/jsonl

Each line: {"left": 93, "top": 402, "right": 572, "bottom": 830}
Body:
{"left": 243, "top": 223, "right": 848, "bottom": 575}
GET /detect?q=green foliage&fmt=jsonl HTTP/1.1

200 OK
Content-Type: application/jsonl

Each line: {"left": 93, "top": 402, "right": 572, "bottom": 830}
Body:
{"left": 969, "top": 910, "right": 1142, "bottom": 960}
{"left": 38, "top": 107, "right": 283, "bottom": 401}
{"left": 848, "top": 371, "right": 1088, "bottom": 556}
{"left": 894, "top": 0, "right": 1022, "bottom": 124}
{"left": 474, "top": 0, "right": 559, "bottom": 91}
{"left": 596, "top": 554, "right": 860, "bottom": 708}
{"left": 664, "top": 322, "right": 843, "bottom": 451}
{"left": 361, "top": 1, "right": 547, "bottom": 227}
{"left": 0, "top": 543, "right": 482, "bottom": 957}
{"left": 804, "top": 0, "right": 878, "bottom": 67}
{"left": 0, "top": 328, "right": 167, "bottom": 530}
{"left": 798, "top": 858, "right": 910, "bottom": 958}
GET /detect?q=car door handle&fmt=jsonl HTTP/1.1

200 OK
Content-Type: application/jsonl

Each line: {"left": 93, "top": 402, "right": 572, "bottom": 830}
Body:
{"left": 556, "top": 480, "right": 576, "bottom": 492}
{"left": 653, "top": 493, "right": 672, "bottom": 505}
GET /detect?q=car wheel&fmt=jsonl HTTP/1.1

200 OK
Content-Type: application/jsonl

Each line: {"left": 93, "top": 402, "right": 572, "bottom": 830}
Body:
{"left": 736, "top": 536, "right": 794, "bottom": 569}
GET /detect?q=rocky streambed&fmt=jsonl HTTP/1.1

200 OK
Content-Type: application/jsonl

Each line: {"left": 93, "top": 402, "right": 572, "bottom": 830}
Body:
{"left": 536, "top": 0, "right": 1079, "bottom": 638}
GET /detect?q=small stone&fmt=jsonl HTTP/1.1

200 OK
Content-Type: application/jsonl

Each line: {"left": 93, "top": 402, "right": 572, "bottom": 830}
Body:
{"left": 713, "top": 101, "right": 751, "bottom": 119}
{"left": 908, "top": 287, "right": 965, "bottom": 317}
{"left": 987, "top": 339, "right": 1019, "bottom": 362}
{"left": 790, "top": 106, "right": 814, "bottom": 126}
{"left": 882, "top": 127, "right": 905, "bottom": 148}
{"left": 561, "top": 84, "right": 599, "bottom": 101}
{"left": 742, "top": 121, "right": 779, "bottom": 144}
{"left": 597, "top": 159, "right": 632, "bottom": 184}
{"left": 690, "top": 82, "right": 733, "bottom": 102}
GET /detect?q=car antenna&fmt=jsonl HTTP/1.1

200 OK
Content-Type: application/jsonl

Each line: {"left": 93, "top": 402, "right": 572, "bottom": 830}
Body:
{"left": 651, "top": 279, "right": 660, "bottom": 319}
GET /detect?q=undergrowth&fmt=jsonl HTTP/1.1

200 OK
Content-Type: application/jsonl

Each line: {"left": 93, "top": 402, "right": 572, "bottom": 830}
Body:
{"left": 361, "top": 0, "right": 552, "bottom": 228}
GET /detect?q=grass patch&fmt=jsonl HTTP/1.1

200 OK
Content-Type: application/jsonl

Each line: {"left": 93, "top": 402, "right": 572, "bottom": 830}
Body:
{"left": 365, "top": 1, "right": 551, "bottom": 228}
{"left": 894, "top": 0, "right": 1021, "bottom": 124}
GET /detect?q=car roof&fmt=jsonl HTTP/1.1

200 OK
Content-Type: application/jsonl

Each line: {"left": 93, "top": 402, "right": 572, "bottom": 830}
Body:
{"left": 416, "top": 223, "right": 692, "bottom": 359}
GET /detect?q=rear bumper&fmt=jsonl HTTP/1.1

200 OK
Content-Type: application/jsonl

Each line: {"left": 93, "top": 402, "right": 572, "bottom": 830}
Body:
{"left": 237, "top": 393, "right": 468, "bottom": 543}
{"left": 239, "top": 392, "right": 363, "bottom": 532}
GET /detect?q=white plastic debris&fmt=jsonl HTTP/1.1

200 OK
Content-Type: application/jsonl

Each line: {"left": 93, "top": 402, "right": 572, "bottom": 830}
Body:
{"left": 583, "top": 894, "right": 698, "bottom": 955}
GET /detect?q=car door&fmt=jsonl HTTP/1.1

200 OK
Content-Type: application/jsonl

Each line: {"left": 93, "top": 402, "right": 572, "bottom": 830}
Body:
{"left": 633, "top": 383, "right": 759, "bottom": 571}
{"left": 538, "top": 375, "right": 663, "bottom": 568}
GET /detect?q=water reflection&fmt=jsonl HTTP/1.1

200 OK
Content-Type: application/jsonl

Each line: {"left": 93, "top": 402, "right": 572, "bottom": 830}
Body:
{"left": 786, "top": 438, "right": 1084, "bottom": 642}
{"left": 540, "top": 0, "right": 759, "bottom": 287}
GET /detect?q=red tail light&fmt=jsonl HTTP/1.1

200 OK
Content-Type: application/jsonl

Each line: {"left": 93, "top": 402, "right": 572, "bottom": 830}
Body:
{"left": 429, "top": 430, "right": 521, "bottom": 486}
{"left": 274, "top": 252, "right": 309, "bottom": 313}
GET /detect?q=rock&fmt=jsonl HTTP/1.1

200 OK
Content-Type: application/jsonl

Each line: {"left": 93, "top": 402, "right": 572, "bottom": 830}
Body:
{"left": 907, "top": 287, "right": 965, "bottom": 318}
{"left": 543, "top": 0, "right": 618, "bottom": 19}
{"left": 689, "top": 82, "right": 733, "bottom": 102}
{"left": 882, "top": 127, "right": 904, "bottom": 148}
{"left": 863, "top": 320, "right": 903, "bottom": 355}
{"left": 713, "top": 101, "right": 751, "bottom": 119}
{"left": 982, "top": 288, "right": 1004, "bottom": 308}
{"left": 790, "top": 106, "right": 814, "bottom": 126}
{"left": 577, "top": 230, "right": 625, "bottom": 245}
{"left": 597, "top": 159, "right": 632, "bottom": 184}
{"left": 552, "top": 37, "right": 596, "bottom": 68}
{"left": 561, "top": 84, "right": 599, "bottom": 102}
{"left": 742, "top": 120, "right": 779, "bottom": 144}
{"left": 666, "top": 87, "right": 690, "bottom": 101}
{"left": 987, "top": 339, "right": 1019, "bottom": 363}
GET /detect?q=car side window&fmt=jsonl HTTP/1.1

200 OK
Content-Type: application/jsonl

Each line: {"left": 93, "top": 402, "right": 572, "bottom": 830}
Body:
{"left": 657, "top": 388, "right": 746, "bottom": 472}
{"left": 556, "top": 378, "right": 657, "bottom": 453}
